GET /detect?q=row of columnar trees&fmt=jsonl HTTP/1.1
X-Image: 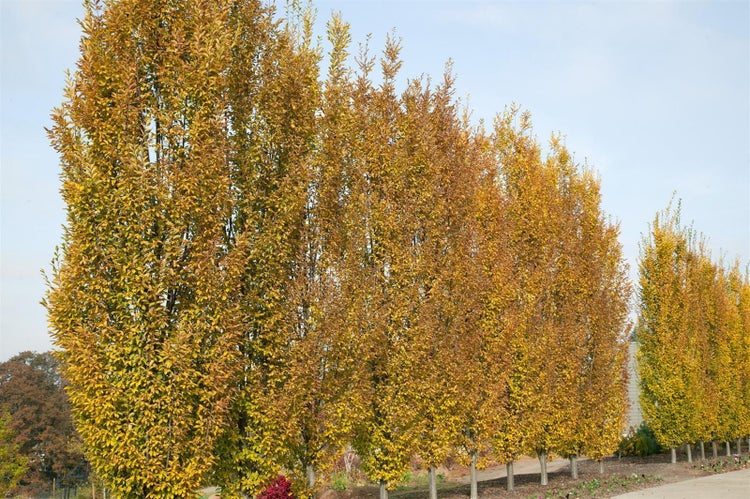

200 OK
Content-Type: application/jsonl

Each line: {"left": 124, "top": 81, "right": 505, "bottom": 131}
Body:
{"left": 637, "top": 203, "right": 750, "bottom": 463}
{"left": 46, "top": 1, "right": 631, "bottom": 497}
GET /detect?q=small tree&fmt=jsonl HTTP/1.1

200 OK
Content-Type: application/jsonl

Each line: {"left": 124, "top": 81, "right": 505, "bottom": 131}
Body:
{"left": 0, "top": 410, "right": 28, "bottom": 497}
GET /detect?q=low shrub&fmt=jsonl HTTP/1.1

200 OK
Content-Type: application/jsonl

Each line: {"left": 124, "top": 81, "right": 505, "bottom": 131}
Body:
{"left": 330, "top": 471, "right": 348, "bottom": 491}
{"left": 618, "top": 423, "right": 662, "bottom": 457}
{"left": 258, "top": 475, "right": 295, "bottom": 499}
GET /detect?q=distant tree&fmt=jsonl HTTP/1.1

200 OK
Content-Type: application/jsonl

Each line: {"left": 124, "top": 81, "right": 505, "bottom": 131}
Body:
{"left": 637, "top": 203, "right": 700, "bottom": 462}
{"left": 735, "top": 267, "right": 750, "bottom": 442}
{"left": 0, "top": 409, "right": 28, "bottom": 497}
{"left": 713, "top": 262, "right": 744, "bottom": 447}
{"left": 0, "top": 352, "right": 83, "bottom": 496}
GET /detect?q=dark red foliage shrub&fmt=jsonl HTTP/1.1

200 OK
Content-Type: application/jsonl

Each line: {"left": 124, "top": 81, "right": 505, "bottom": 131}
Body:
{"left": 258, "top": 475, "right": 295, "bottom": 499}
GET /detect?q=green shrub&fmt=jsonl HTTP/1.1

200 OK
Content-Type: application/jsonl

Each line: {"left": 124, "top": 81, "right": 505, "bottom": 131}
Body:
{"left": 331, "top": 471, "right": 348, "bottom": 491}
{"left": 618, "top": 423, "right": 662, "bottom": 457}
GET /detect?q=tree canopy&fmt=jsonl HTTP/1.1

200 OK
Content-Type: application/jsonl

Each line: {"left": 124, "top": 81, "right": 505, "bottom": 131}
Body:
{"left": 637, "top": 201, "right": 750, "bottom": 461}
{"left": 0, "top": 352, "right": 84, "bottom": 496}
{"left": 46, "top": 1, "right": 644, "bottom": 497}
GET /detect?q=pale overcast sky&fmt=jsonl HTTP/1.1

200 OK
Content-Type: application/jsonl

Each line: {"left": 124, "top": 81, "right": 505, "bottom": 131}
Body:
{"left": 1, "top": 0, "right": 748, "bottom": 360}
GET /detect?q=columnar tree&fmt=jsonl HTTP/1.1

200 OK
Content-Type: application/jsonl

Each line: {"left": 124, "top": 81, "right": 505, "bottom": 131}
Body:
{"left": 637, "top": 203, "right": 700, "bottom": 462}
{"left": 486, "top": 108, "right": 541, "bottom": 488}
{"left": 451, "top": 122, "right": 506, "bottom": 499}
{"left": 736, "top": 267, "right": 750, "bottom": 443}
{"left": 494, "top": 111, "right": 577, "bottom": 486}
{"left": 403, "top": 71, "right": 489, "bottom": 499}
{"left": 211, "top": 0, "right": 334, "bottom": 494}
{"left": 564, "top": 169, "right": 630, "bottom": 473}
{"left": 46, "top": 0, "right": 270, "bottom": 495}
{"left": 489, "top": 108, "right": 630, "bottom": 484}
{"left": 348, "top": 35, "right": 422, "bottom": 499}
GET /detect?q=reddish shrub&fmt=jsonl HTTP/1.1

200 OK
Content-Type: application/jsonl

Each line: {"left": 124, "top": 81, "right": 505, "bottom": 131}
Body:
{"left": 258, "top": 475, "right": 295, "bottom": 499}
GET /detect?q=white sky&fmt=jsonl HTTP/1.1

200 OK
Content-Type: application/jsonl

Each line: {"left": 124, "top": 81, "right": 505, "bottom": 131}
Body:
{"left": 1, "top": 0, "right": 748, "bottom": 361}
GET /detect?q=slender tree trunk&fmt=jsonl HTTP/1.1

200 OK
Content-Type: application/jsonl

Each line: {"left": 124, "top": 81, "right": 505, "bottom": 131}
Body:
{"left": 736, "top": 438, "right": 742, "bottom": 454}
{"left": 670, "top": 447, "right": 677, "bottom": 463}
{"left": 599, "top": 459, "right": 605, "bottom": 474}
{"left": 428, "top": 466, "right": 438, "bottom": 499}
{"left": 726, "top": 441, "right": 731, "bottom": 456}
{"left": 506, "top": 461, "right": 515, "bottom": 492}
{"left": 699, "top": 441, "right": 705, "bottom": 460}
{"left": 379, "top": 481, "right": 388, "bottom": 499}
{"left": 686, "top": 443, "right": 692, "bottom": 463}
{"left": 570, "top": 455, "right": 578, "bottom": 479}
{"left": 712, "top": 441, "right": 718, "bottom": 459}
{"left": 470, "top": 452, "right": 478, "bottom": 499}
{"left": 539, "top": 451, "right": 548, "bottom": 485}
{"left": 306, "top": 464, "right": 316, "bottom": 492}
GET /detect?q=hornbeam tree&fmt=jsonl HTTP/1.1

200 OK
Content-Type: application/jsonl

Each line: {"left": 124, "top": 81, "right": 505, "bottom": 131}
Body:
{"left": 735, "top": 266, "right": 750, "bottom": 443}
{"left": 493, "top": 110, "right": 576, "bottom": 486}
{"left": 46, "top": 0, "right": 284, "bottom": 495}
{"left": 210, "top": 1, "right": 332, "bottom": 496}
{"left": 486, "top": 108, "right": 540, "bottom": 490}
{"left": 488, "top": 109, "right": 630, "bottom": 485}
{"left": 637, "top": 202, "right": 699, "bottom": 462}
{"left": 347, "top": 34, "right": 419, "bottom": 499}
{"left": 265, "top": 12, "right": 372, "bottom": 496}
{"left": 711, "top": 261, "right": 743, "bottom": 450}
{"left": 564, "top": 169, "right": 630, "bottom": 474}
{"left": 403, "top": 71, "right": 489, "bottom": 499}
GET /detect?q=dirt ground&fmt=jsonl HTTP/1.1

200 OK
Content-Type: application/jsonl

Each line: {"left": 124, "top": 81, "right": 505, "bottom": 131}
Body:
{"left": 331, "top": 451, "right": 750, "bottom": 498}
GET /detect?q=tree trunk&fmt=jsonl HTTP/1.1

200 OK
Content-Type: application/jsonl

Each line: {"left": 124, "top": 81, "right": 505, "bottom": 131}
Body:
{"left": 699, "top": 441, "right": 705, "bottom": 460}
{"left": 570, "top": 455, "right": 578, "bottom": 479}
{"left": 686, "top": 443, "right": 692, "bottom": 463}
{"left": 599, "top": 459, "right": 604, "bottom": 474}
{"left": 670, "top": 447, "right": 676, "bottom": 463}
{"left": 306, "top": 464, "right": 317, "bottom": 492}
{"left": 379, "top": 481, "right": 388, "bottom": 499}
{"left": 428, "top": 466, "right": 438, "bottom": 499}
{"left": 539, "top": 451, "right": 548, "bottom": 485}
{"left": 470, "top": 452, "right": 478, "bottom": 499}
{"left": 726, "top": 441, "right": 731, "bottom": 456}
{"left": 506, "top": 461, "right": 515, "bottom": 492}
{"left": 712, "top": 441, "right": 718, "bottom": 459}
{"left": 736, "top": 438, "right": 742, "bottom": 454}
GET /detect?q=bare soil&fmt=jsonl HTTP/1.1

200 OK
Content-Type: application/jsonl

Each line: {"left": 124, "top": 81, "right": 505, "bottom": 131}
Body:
{"left": 327, "top": 452, "right": 750, "bottom": 498}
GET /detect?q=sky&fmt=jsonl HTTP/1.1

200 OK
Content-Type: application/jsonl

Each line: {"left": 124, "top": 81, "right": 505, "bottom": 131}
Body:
{"left": 1, "top": 0, "right": 748, "bottom": 361}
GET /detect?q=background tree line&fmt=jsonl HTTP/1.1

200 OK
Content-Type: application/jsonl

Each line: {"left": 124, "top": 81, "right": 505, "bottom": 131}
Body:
{"left": 45, "top": 1, "right": 631, "bottom": 497}
{"left": 637, "top": 201, "right": 750, "bottom": 464}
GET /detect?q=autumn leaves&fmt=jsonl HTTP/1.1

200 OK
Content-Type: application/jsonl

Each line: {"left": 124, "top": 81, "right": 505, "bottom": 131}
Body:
{"left": 637, "top": 203, "right": 750, "bottom": 463}
{"left": 46, "top": 1, "right": 632, "bottom": 498}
